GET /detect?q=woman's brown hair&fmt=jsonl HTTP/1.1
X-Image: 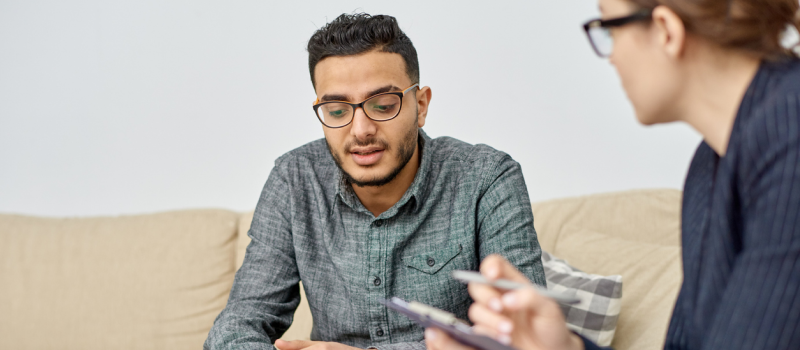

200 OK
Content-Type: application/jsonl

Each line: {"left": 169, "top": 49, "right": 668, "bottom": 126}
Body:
{"left": 627, "top": 0, "right": 800, "bottom": 58}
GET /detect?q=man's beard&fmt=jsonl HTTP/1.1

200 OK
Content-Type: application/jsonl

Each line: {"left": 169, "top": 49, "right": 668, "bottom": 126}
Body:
{"left": 327, "top": 120, "right": 418, "bottom": 188}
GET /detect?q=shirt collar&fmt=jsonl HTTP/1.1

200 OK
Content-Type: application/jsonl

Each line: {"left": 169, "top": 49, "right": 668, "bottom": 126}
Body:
{"left": 334, "top": 129, "right": 432, "bottom": 218}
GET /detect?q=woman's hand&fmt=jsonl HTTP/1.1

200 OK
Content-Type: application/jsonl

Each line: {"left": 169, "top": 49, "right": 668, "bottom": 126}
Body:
{"left": 424, "top": 328, "right": 476, "bottom": 350}
{"left": 444, "top": 254, "right": 584, "bottom": 350}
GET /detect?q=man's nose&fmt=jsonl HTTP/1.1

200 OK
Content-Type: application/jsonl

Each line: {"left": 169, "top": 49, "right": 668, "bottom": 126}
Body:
{"left": 350, "top": 106, "right": 378, "bottom": 140}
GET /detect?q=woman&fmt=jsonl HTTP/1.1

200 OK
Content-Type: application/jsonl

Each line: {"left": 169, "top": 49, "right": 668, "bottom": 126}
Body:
{"left": 425, "top": 0, "right": 800, "bottom": 349}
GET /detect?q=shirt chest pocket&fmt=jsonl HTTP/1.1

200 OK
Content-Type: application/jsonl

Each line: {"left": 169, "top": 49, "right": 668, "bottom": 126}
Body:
{"left": 404, "top": 244, "right": 464, "bottom": 274}
{"left": 397, "top": 244, "right": 471, "bottom": 320}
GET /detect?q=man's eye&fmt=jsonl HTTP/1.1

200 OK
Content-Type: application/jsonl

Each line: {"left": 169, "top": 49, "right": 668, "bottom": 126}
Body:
{"left": 328, "top": 109, "right": 347, "bottom": 118}
{"left": 373, "top": 104, "right": 396, "bottom": 112}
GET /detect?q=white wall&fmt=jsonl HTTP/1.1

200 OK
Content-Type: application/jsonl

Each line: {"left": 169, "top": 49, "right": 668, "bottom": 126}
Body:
{"left": 0, "top": 0, "right": 701, "bottom": 217}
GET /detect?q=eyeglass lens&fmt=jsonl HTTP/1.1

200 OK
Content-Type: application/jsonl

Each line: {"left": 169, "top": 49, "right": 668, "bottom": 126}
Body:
{"left": 588, "top": 25, "right": 613, "bottom": 57}
{"left": 317, "top": 94, "right": 402, "bottom": 128}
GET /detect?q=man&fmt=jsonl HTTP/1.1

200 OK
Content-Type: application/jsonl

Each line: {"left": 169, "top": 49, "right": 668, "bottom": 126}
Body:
{"left": 204, "top": 13, "right": 545, "bottom": 350}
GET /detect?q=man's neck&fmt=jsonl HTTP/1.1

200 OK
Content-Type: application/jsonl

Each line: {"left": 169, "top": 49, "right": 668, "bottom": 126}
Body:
{"left": 352, "top": 144, "right": 420, "bottom": 217}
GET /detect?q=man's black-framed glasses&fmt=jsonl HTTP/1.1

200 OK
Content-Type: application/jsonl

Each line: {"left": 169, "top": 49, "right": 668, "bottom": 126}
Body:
{"left": 313, "top": 83, "right": 420, "bottom": 128}
{"left": 582, "top": 10, "right": 652, "bottom": 57}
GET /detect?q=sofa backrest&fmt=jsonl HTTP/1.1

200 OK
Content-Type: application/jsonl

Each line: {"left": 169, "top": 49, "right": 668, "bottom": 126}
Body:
{"left": 531, "top": 189, "right": 683, "bottom": 350}
{"left": 0, "top": 209, "right": 240, "bottom": 350}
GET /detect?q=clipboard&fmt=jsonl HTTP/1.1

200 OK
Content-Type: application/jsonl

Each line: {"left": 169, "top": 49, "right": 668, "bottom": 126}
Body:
{"left": 379, "top": 297, "right": 516, "bottom": 350}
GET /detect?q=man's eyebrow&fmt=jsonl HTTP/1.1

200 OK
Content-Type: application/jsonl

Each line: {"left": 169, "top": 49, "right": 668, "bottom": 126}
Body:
{"left": 320, "top": 93, "right": 350, "bottom": 102}
{"left": 366, "top": 85, "right": 399, "bottom": 98}
{"left": 319, "top": 85, "right": 400, "bottom": 103}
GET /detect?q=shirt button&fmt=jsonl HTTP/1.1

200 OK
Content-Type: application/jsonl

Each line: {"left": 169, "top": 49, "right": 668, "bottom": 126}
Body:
{"left": 376, "top": 328, "right": 384, "bottom": 336}
{"left": 427, "top": 257, "right": 436, "bottom": 267}
{"left": 374, "top": 220, "right": 383, "bottom": 227}
{"left": 373, "top": 277, "right": 382, "bottom": 286}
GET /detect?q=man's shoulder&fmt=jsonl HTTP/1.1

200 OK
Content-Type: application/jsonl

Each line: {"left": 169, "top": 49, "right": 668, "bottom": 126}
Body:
{"left": 274, "top": 138, "right": 334, "bottom": 168}
{"left": 428, "top": 135, "right": 514, "bottom": 166}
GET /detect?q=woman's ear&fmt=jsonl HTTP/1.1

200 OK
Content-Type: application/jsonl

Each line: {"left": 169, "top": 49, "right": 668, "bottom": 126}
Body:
{"left": 652, "top": 5, "right": 687, "bottom": 59}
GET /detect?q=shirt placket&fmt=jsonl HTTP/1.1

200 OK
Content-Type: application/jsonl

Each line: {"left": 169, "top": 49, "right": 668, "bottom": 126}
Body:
{"left": 367, "top": 217, "right": 389, "bottom": 343}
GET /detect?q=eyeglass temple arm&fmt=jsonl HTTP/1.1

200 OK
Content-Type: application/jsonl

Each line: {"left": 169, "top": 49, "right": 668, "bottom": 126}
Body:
{"left": 403, "top": 83, "right": 420, "bottom": 94}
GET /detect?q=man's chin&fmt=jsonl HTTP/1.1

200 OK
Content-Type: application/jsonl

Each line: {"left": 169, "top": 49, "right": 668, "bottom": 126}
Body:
{"left": 344, "top": 169, "right": 394, "bottom": 188}
{"left": 327, "top": 141, "right": 413, "bottom": 189}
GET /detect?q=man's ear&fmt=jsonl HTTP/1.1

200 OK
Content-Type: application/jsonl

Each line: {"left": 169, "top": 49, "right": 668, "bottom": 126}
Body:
{"left": 416, "top": 86, "right": 432, "bottom": 128}
{"left": 652, "top": 5, "right": 687, "bottom": 59}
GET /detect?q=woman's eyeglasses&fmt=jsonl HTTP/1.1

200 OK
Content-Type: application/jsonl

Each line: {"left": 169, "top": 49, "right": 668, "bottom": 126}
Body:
{"left": 583, "top": 10, "right": 653, "bottom": 57}
{"left": 312, "top": 84, "right": 419, "bottom": 128}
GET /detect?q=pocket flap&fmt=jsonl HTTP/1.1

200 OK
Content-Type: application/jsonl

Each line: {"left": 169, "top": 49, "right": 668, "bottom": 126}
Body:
{"left": 405, "top": 244, "right": 463, "bottom": 275}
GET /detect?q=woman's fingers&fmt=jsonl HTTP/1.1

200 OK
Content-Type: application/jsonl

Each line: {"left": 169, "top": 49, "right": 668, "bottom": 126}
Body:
{"left": 468, "top": 303, "right": 514, "bottom": 335}
{"left": 471, "top": 324, "right": 497, "bottom": 337}
{"left": 502, "top": 288, "right": 563, "bottom": 320}
{"left": 463, "top": 256, "right": 581, "bottom": 350}
{"left": 468, "top": 304, "right": 516, "bottom": 346}
{"left": 468, "top": 281, "right": 503, "bottom": 304}
{"left": 424, "top": 328, "right": 476, "bottom": 350}
{"left": 470, "top": 255, "right": 533, "bottom": 309}
{"left": 498, "top": 289, "right": 583, "bottom": 350}
{"left": 472, "top": 324, "right": 512, "bottom": 346}
{"left": 480, "top": 254, "right": 532, "bottom": 283}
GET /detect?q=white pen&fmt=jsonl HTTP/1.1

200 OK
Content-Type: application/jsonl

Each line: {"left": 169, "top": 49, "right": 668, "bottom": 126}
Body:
{"left": 451, "top": 270, "right": 582, "bottom": 305}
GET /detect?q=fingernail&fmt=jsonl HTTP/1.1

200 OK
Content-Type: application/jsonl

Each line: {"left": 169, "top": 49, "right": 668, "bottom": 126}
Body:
{"left": 425, "top": 329, "right": 437, "bottom": 340}
{"left": 502, "top": 293, "right": 516, "bottom": 307}
{"left": 498, "top": 335, "right": 512, "bottom": 345}
{"left": 489, "top": 298, "right": 503, "bottom": 312}
{"left": 498, "top": 321, "right": 513, "bottom": 334}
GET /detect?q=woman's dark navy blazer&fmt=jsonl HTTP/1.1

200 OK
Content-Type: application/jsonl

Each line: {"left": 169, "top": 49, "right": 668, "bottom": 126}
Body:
{"left": 588, "top": 58, "right": 800, "bottom": 350}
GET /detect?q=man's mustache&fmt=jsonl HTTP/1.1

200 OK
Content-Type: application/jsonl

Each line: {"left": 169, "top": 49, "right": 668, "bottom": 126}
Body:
{"left": 345, "top": 138, "right": 390, "bottom": 152}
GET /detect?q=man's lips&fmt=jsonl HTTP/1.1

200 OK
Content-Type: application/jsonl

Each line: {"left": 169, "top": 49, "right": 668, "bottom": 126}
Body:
{"left": 350, "top": 145, "right": 383, "bottom": 154}
{"left": 349, "top": 147, "right": 385, "bottom": 166}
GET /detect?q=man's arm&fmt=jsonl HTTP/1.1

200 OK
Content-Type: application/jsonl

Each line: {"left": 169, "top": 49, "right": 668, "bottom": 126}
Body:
{"left": 476, "top": 154, "right": 547, "bottom": 286}
{"left": 204, "top": 161, "right": 301, "bottom": 350}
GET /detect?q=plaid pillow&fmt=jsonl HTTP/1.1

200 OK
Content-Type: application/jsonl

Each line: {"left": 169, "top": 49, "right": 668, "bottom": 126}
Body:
{"left": 542, "top": 251, "right": 623, "bottom": 347}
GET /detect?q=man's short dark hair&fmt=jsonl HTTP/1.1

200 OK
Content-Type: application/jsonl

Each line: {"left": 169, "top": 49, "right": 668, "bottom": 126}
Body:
{"left": 307, "top": 13, "right": 419, "bottom": 88}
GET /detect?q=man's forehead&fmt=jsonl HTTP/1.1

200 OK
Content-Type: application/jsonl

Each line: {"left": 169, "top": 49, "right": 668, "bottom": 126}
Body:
{"left": 313, "top": 51, "right": 410, "bottom": 100}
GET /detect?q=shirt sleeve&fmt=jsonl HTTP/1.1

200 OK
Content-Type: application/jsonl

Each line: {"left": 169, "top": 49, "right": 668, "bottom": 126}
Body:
{"left": 476, "top": 154, "right": 547, "bottom": 287}
{"left": 701, "top": 92, "right": 800, "bottom": 349}
{"left": 204, "top": 159, "right": 301, "bottom": 350}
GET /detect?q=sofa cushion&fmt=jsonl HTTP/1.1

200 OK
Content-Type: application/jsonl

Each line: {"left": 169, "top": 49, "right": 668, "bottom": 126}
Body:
{"left": 0, "top": 209, "right": 239, "bottom": 350}
{"left": 532, "top": 189, "right": 683, "bottom": 350}
{"left": 543, "top": 251, "right": 623, "bottom": 347}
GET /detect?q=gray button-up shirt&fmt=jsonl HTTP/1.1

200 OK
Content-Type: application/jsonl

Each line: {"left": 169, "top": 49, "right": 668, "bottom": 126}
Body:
{"left": 205, "top": 131, "right": 545, "bottom": 350}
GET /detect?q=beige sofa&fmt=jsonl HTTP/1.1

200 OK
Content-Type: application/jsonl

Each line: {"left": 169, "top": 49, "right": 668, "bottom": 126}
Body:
{"left": 0, "top": 189, "right": 682, "bottom": 350}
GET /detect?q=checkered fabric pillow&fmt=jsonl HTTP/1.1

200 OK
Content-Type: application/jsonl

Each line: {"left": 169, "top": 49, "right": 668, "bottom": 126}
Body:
{"left": 542, "top": 251, "right": 623, "bottom": 347}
